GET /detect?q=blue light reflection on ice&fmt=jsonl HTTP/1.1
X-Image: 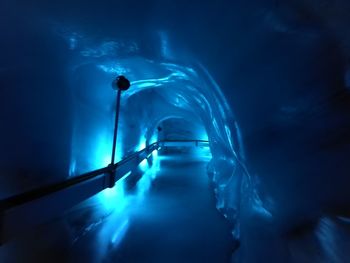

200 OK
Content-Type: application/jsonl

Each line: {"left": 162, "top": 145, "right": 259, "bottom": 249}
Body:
{"left": 80, "top": 41, "right": 139, "bottom": 58}
{"left": 97, "top": 213, "right": 130, "bottom": 261}
{"left": 137, "top": 139, "right": 146, "bottom": 151}
{"left": 152, "top": 149, "right": 158, "bottom": 160}
{"left": 110, "top": 218, "right": 130, "bottom": 245}
{"left": 97, "top": 135, "right": 157, "bottom": 213}
{"left": 98, "top": 148, "right": 159, "bottom": 250}
{"left": 139, "top": 158, "right": 149, "bottom": 173}
{"left": 69, "top": 159, "right": 76, "bottom": 176}
{"left": 133, "top": 82, "right": 157, "bottom": 89}
{"left": 136, "top": 149, "right": 160, "bottom": 199}
{"left": 199, "top": 131, "right": 209, "bottom": 141}
{"left": 91, "top": 130, "right": 123, "bottom": 172}
{"left": 69, "top": 129, "right": 121, "bottom": 177}
{"left": 97, "top": 64, "right": 130, "bottom": 75}
{"left": 149, "top": 134, "right": 158, "bottom": 145}
{"left": 98, "top": 171, "right": 131, "bottom": 213}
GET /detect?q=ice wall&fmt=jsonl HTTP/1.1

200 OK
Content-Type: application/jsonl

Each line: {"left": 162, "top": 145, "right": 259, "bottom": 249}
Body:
{"left": 66, "top": 35, "right": 242, "bottom": 225}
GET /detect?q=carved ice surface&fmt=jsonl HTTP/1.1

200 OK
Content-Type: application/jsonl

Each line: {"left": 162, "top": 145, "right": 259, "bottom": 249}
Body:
{"left": 2, "top": 1, "right": 350, "bottom": 262}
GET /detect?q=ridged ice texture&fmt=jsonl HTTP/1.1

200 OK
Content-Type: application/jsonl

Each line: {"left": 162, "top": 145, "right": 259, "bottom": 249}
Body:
{"left": 66, "top": 30, "right": 249, "bottom": 251}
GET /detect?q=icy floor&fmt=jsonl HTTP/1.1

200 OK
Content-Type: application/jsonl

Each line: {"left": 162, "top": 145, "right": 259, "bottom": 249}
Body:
{"left": 70, "top": 149, "right": 233, "bottom": 263}
{"left": 0, "top": 148, "right": 233, "bottom": 262}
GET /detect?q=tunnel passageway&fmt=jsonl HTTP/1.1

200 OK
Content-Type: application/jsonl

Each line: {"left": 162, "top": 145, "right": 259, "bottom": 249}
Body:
{"left": 70, "top": 148, "right": 234, "bottom": 263}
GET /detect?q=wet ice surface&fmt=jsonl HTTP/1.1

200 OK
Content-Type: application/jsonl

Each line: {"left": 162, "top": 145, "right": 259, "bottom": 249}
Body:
{"left": 69, "top": 149, "right": 233, "bottom": 263}
{"left": 73, "top": 152, "right": 233, "bottom": 262}
{"left": 0, "top": 148, "right": 233, "bottom": 263}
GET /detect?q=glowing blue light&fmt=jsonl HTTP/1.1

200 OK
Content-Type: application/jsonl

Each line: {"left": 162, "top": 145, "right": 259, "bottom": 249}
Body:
{"left": 128, "top": 70, "right": 190, "bottom": 96}
{"left": 150, "top": 150, "right": 160, "bottom": 180}
{"left": 152, "top": 149, "right": 158, "bottom": 159}
{"left": 136, "top": 138, "right": 148, "bottom": 171}
{"left": 137, "top": 138, "right": 146, "bottom": 152}
{"left": 201, "top": 147, "right": 212, "bottom": 160}
{"left": 111, "top": 219, "right": 130, "bottom": 245}
{"left": 136, "top": 172, "right": 152, "bottom": 199}
{"left": 139, "top": 158, "right": 148, "bottom": 172}
{"left": 97, "top": 64, "right": 129, "bottom": 75}
{"left": 98, "top": 171, "right": 131, "bottom": 212}
{"left": 119, "top": 171, "right": 132, "bottom": 181}
{"left": 149, "top": 134, "right": 158, "bottom": 145}
{"left": 97, "top": 214, "right": 130, "bottom": 256}
{"left": 93, "top": 132, "right": 112, "bottom": 168}
{"left": 134, "top": 82, "right": 157, "bottom": 89}
{"left": 136, "top": 150, "right": 160, "bottom": 198}
{"left": 69, "top": 159, "right": 76, "bottom": 177}
{"left": 199, "top": 131, "right": 209, "bottom": 141}
{"left": 225, "top": 125, "right": 233, "bottom": 149}
{"left": 251, "top": 190, "right": 273, "bottom": 219}
{"left": 92, "top": 129, "right": 123, "bottom": 171}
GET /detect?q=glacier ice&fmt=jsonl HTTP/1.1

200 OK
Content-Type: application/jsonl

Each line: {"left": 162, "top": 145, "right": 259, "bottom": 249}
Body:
{"left": 1, "top": 0, "right": 350, "bottom": 262}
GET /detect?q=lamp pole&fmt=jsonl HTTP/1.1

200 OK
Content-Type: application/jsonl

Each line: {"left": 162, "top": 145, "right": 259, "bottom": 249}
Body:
{"left": 110, "top": 75, "right": 131, "bottom": 166}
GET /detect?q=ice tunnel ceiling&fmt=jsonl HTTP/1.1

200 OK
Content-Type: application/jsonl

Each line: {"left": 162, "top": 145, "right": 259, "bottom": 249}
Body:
{"left": 68, "top": 51, "right": 243, "bottom": 174}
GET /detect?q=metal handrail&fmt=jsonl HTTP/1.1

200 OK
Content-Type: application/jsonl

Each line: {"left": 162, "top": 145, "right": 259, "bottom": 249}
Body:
{"left": 0, "top": 143, "right": 158, "bottom": 211}
{"left": 0, "top": 139, "right": 209, "bottom": 244}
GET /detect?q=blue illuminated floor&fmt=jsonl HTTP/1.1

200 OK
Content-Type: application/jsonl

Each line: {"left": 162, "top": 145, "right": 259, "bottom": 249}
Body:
{"left": 0, "top": 149, "right": 233, "bottom": 262}
{"left": 71, "top": 149, "right": 233, "bottom": 263}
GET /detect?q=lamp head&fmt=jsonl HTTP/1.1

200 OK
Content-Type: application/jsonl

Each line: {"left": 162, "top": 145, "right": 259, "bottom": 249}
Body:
{"left": 112, "top": 75, "right": 131, "bottom": 91}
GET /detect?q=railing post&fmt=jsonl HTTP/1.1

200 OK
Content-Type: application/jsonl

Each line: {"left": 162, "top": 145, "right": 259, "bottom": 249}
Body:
{"left": 111, "top": 89, "right": 122, "bottom": 165}
{"left": 110, "top": 76, "right": 131, "bottom": 188}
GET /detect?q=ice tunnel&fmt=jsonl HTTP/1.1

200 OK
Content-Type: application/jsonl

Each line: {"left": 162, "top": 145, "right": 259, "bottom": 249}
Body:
{"left": 2, "top": 0, "right": 350, "bottom": 262}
